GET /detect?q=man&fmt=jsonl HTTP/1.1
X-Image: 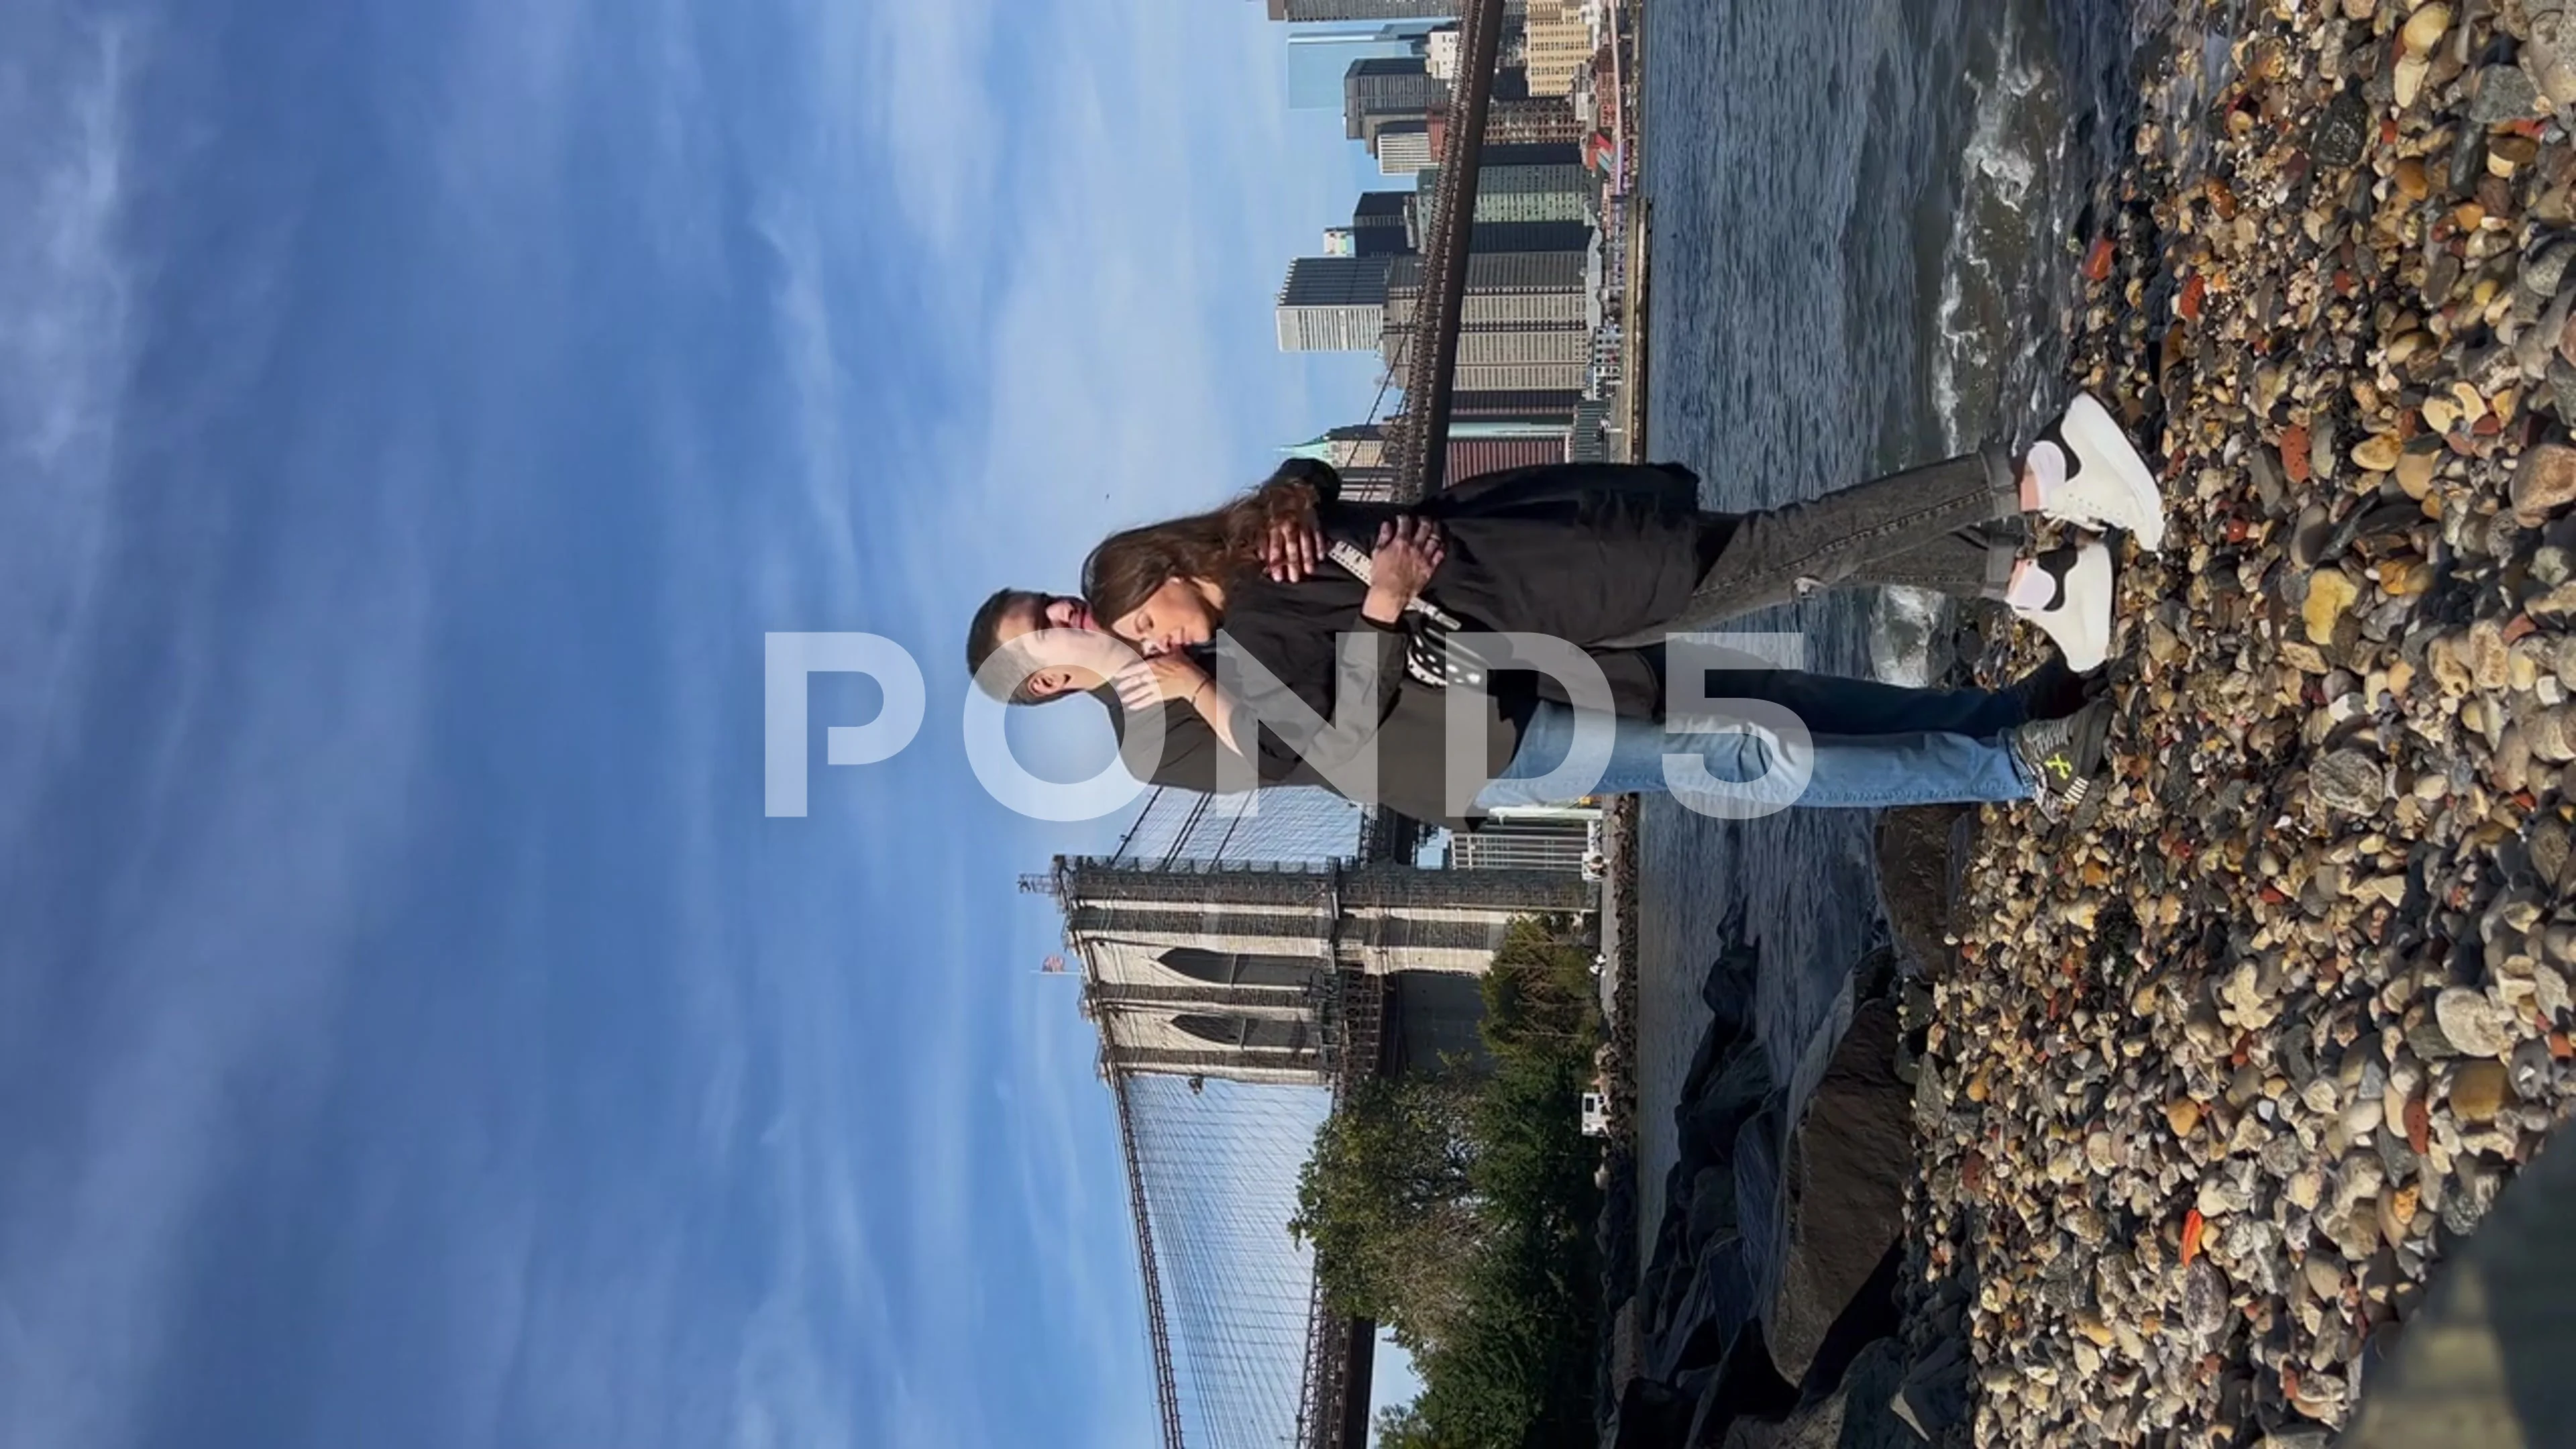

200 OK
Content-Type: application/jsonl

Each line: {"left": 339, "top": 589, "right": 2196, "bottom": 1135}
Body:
{"left": 963, "top": 584, "right": 2099, "bottom": 810}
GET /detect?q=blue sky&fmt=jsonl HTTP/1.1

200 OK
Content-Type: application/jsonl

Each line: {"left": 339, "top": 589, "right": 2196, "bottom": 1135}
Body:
{"left": 0, "top": 0, "right": 1401, "bottom": 1444}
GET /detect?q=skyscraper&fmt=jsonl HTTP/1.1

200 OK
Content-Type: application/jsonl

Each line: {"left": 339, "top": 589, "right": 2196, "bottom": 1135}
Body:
{"left": 1422, "top": 25, "right": 1461, "bottom": 81}
{"left": 1456, "top": 220, "right": 1595, "bottom": 254}
{"left": 1385, "top": 250, "right": 1589, "bottom": 327}
{"left": 1476, "top": 142, "right": 1585, "bottom": 168}
{"left": 1415, "top": 161, "right": 1591, "bottom": 225}
{"left": 1380, "top": 249, "right": 1591, "bottom": 392}
{"left": 1349, "top": 191, "right": 1414, "bottom": 256}
{"left": 1283, "top": 23, "right": 1438, "bottom": 109}
{"left": 1275, "top": 255, "right": 1394, "bottom": 352}
{"left": 1266, "top": 0, "right": 1461, "bottom": 19}
{"left": 1374, "top": 123, "right": 1435, "bottom": 174}
{"left": 1281, "top": 426, "right": 1398, "bottom": 500}
{"left": 1343, "top": 57, "right": 1447, "bottom": 142}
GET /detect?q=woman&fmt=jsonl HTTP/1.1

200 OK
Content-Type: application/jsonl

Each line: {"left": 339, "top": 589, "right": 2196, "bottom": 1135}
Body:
{"left": 1076, "top": 394, "right": 2161, "bottom": 828}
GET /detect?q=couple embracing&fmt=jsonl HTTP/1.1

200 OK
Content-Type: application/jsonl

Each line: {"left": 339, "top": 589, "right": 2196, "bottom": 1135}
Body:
{"left": 966, "top": 394, "right": 2167, "bottom": 831}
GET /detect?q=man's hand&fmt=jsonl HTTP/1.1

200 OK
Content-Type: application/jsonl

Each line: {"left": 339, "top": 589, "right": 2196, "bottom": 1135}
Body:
{"left": 1261, "top": 511, "right": 1324, "bottom": 582}
{"left": 1113, "top": 654, "right": 1213, "bottom": 714}
{"left": 1360, "top": 516, "right": 1444, "bottom": 624}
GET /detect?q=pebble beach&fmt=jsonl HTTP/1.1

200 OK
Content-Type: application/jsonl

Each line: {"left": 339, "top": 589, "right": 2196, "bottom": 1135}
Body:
{"left": 1911, "top": 1, "right": 2576, "bottom": 1444}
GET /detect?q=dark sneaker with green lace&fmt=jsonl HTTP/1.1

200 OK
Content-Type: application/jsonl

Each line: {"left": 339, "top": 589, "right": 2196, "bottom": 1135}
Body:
{"left": 2008, "top": 696, "right": 2113, "bottom": 821}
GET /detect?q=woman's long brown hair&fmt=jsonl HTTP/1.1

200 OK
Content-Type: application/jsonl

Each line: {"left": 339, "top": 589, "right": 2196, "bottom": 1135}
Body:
{"left": 1081, "top": 476, "right": 1318, "bottom": 627}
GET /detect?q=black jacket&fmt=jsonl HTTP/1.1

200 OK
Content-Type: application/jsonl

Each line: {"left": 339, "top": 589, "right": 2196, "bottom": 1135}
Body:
{"left": 1205, "top": 459, "right": 1714, "bottom": 828}
{"left": 1091, "top": 657, "right": 1328, "bottom": 796}
{"left": 1315, "top": 458, "right": 1715, "bottom": 649}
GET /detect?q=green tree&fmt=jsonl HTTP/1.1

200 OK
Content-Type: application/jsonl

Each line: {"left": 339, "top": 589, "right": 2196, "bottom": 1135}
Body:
{"left": 1372, "top": 1403, "right": 1452, "bottom": 1449}
{"left": 1295, "top": 915, "right": 1609, "bottom": 1447}
{"left": 1289, "top": 1074, "right": 1480, "bottom": 1348}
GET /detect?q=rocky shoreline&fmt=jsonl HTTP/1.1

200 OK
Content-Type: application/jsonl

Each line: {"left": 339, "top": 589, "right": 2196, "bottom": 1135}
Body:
{"left": 1596, "top": 810, "right": 1982, "bottom": 1449}
{"left": 1911, "top": 2, "right": 2576, "bottom": 1445}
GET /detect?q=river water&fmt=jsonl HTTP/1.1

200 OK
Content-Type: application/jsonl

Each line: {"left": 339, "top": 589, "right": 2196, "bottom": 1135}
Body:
{"left": 1631, "top": 0, "right": 2154, "bottom": 1271}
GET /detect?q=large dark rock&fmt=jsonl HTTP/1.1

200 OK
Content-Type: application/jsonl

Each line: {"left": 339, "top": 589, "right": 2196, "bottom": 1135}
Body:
{"left": 1679, "top": 1321, "right": 1799, "bottom": 1446}
{"left": 1701, "top": 912, "right": 1763, "bottom": 1025}
{"left": 1679, "top": 1046, "right": 1776, "bottom": 1179}
{"left": 1874, "top": 806, "right": 1969, "bottom": 977}
{"left": 1732, "top": 1108, "right": 1785, "bottom": 1307}
{"left": 1650, "top": 1238, "right": 1758, "bottom": 1382}
{"left": 1610, "top": 1373, "right": 1701, "bottom": 1449}
{"left": 1764, "top": 1002, "right": 1911, "bottom": 1385}
{"left": 1714, "top": 1337, "right": 1916, "bottom": 1449}
{"left": 1890, "top": 1335, "right": 1971, "bottom": 1442}
{"left": 1687, "top": 1165, "right": 1739, "bottom": 1244}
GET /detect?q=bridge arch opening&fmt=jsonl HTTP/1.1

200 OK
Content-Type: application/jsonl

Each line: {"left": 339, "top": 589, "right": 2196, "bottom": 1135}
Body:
{"left": 1159, "top": 947, "right": 1322, "bottom": 990}
{"left": 1171, "top": 1013, "right": 1310, "bottom": 1051}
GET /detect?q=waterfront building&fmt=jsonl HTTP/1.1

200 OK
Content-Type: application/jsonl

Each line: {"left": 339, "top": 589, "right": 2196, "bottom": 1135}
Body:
{"left": 1446, "top": 816, "right": 1595, "bottom": 873}
{"left": 1444, "top": 434, "right": 1569, "bottom": 480}
{"left": 1520, "top": 0, "right": 1594, "bottom": 95}
{"left": 1567, "top": 398, "right": 1614, "bottom": 462}
{"left": 1477, "top": 142, "right": 1585, "bottom": 168}
{"left": 1453, "top": 387, "right": 1584, "bottom": 421}
{"left": 1444, "top": 95, "right": 1582, "bottom": 148}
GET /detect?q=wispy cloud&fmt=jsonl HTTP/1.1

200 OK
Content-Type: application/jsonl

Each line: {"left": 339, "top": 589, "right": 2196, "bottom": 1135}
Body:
{"left": 838, "top": 0, "right": 1002, "bottom": 256}
{"left": 776, "top": 0, "right": 1364, "bottom": 657}
{"left": 745, "top": 3, "right": 1386, "bottom": 1441}
{"left": 0, "top": 1, "right": 1382, "bottom": 1446}
{"left": 0, "top": 7, "right": 142, "bottom": 837}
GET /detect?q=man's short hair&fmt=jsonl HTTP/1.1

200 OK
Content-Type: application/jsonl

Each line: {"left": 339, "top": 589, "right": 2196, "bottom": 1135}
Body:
{"left": 965, "top": 588, "right": 1074, "bottom": 706}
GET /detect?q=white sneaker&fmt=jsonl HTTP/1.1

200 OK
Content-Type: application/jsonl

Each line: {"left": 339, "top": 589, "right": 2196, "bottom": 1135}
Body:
{"left": 2026, "top": 392, "right": 2167, "bottom": 550}
{"left": 2011, "top": 542, "right": 2114, "bottom": 672}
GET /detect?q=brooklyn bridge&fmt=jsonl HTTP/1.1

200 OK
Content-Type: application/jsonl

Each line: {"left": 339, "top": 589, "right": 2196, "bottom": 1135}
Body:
{"left": 1028, "top": 4, "right": 1627, "bottom": 1443}
{"left": 1029, "top": 790, "right": 1601, "bottom": 1449}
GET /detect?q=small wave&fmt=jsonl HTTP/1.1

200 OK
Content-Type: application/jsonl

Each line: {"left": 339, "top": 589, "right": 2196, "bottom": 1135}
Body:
{"left": 1927, "top": 8, "right": 2060, "bottom": 453}
{"left": 1868, "top": 584, "right": 1951, "bottom": 688}
{"left": 1962, "top": 53, "right": 2045, "bottom": 206}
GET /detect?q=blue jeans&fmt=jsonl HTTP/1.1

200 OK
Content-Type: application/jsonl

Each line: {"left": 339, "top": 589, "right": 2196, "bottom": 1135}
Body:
{"left": 1473, "top": 673, "right": 2034, "bottom": 813}
{"left": 1688, "top": 668, "right": 2029, "bottom": 738}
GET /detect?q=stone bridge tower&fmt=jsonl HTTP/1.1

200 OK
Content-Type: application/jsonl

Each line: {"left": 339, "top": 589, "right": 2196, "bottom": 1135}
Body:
{"left": 1042, "top": 856, "right": 1594, "bottom": 1087}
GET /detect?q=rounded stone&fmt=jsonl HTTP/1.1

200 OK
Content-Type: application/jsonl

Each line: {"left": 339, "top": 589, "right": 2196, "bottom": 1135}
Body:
{"left": 2435, "top": 987, "right": 2511, "bottom": 1059}
{"left": 2168, "top": 1099, "right": 2205, "bottom": 1138}
{"left": 2451, "top": 1060, "right": 2513, "bottom": 1122}
{"left": 2513, "top": 442, "right": 2576, "bottom": 527}
{"left": 2312, "top": 751, "right": 2387, "bottom": 814}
